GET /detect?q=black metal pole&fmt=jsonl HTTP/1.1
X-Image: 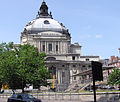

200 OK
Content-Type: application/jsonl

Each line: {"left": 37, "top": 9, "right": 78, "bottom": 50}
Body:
{"left": 93, "top": 77, "right": 96, "bottom": 102}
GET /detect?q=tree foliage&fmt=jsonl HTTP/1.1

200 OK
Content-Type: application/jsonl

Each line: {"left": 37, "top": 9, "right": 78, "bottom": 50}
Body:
{"left": 0, "top": 42, "right": 50, "bottom": 92}
{"left": 107, "top": 68, "right": 120, "bottom": 86}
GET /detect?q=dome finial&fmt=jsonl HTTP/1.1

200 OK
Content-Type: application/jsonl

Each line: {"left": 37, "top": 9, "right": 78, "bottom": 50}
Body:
{"left": 36, "top": 0, "right": 53, "bottom": 18}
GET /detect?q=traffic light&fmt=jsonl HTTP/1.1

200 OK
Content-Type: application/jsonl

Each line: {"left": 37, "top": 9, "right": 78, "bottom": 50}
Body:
{"left": 92, "top": 61, "right": 103, "bottom": 81}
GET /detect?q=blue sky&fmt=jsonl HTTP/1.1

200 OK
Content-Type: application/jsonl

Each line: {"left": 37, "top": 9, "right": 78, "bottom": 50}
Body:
{"left": 0, "top": 0, "right": 120, "bottom": 59}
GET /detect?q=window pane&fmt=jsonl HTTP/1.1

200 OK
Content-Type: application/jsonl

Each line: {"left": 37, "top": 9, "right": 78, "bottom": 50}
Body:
{"left": 72, "top": 56, "right": 75, "bottom": 60}
{"left": 62, "top": 72, "right": 65, "bottom": 77}
{"left": 49, "top": 44, "right": 52, "bottom": 51}
{"left": 43, "top": 45, "right": 45, "bottom": 51}
{"left": 56, "top": 45, "right": 58, "bottom": 51}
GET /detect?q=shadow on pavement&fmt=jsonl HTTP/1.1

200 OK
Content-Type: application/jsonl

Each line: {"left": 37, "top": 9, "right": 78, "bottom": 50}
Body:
{"left": 97, "top": 94, "right": 120, "bottom": 102}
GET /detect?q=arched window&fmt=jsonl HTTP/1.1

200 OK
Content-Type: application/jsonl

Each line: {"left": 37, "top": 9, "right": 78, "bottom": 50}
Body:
{"left": 48, "top": 66, "right": 56, "bottom": 78}
{"left": 46, "top": 57, "right": 56, "bottom": 61}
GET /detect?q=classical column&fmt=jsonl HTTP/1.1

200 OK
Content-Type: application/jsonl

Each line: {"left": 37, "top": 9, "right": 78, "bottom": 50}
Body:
{"left": 45, "top": 41, "right": 47, "bottom": 53}
{"left": 59, "top": 41, "right": 61, "bottom": 54}
{"left": 58, "top": 70, "right": 61, "bottom": 84}
{"left": 52, "top": 41, "right": 54, "bottom": 54}
{"left": 46, "top": 41, "right": 48, "bottom": 54}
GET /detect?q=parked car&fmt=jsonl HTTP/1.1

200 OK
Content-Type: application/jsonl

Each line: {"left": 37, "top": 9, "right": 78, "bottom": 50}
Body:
{"left": 108, "top": 86, "right": 114, "bottom": 90}
{"left": 7, "top": 93, "right": 42, "bottom": 102}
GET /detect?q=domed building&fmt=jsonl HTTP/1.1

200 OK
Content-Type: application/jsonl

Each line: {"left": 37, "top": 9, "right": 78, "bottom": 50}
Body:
{"left": 20, "top": 1, "right": 99, "bottom": 91}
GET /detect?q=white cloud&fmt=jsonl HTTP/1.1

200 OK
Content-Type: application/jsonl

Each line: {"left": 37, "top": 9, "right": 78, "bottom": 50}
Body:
{"left": 86, "top": 34, "right": 91, "bottom": 38}
{"left": 80, "top": 34, "right": 103, "bottom": 39}
{"left": 82, "top": 25, "right": 92, "bottom": 30}
{"left": 80, "top": 34, "right": 91, "bottom": 39}
{"left": 95, "top": 34, "right": 102, "bottom": 39}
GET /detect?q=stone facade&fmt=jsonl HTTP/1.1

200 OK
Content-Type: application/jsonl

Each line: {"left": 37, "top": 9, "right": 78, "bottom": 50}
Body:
{"left": 20, "top": 1, "right": 99, "bottom": 91}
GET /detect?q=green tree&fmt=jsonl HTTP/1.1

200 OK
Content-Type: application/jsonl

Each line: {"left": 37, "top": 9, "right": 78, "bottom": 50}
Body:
{"left": 107, "top": 68, "right": 120, "bottom": 86}
{"left": 0, "top": 42, "right": 18, "bottom": 90}
{"left": 0, "top": 42, "right": 50, "bottom": 92}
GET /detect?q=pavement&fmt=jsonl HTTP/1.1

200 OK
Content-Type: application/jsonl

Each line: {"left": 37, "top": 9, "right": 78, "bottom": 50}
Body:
{"left": 0, "top": 98, "right": 93, "bottom": 102}
{"left": 0, "top": 98, "right": 120, "bottom": 102}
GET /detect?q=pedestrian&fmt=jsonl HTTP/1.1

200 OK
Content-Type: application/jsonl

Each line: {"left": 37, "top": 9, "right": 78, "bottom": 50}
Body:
{"left": 11, "top": 89, "right": 15, "bottom": 95}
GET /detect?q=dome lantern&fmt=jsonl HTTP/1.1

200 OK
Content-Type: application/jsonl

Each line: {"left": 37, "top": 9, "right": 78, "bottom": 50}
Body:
{"left": 37, "top": 0, "right": 52, "bottom": 18}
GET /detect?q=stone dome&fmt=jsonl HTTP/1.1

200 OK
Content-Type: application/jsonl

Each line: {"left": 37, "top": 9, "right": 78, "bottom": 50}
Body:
{"left": 23, "top": 18, "right": 68, "bottom": 34}
{"left": 22, "top": 1, "right": 69, "bottom": 35}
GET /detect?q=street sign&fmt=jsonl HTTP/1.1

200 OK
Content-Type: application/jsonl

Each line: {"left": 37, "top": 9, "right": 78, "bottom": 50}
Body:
{"left": 92, "top": 61, "right": 103, "bottom": 81}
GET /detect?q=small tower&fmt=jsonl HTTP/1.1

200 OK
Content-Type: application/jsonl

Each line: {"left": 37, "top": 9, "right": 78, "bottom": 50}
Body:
{"left": 37, "top": 0, "right": 52, "bottom": 18}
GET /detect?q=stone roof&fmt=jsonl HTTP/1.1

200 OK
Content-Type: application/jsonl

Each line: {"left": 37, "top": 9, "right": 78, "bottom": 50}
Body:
{"left": 80, "top": 56, "right": 99, "bottom": 58}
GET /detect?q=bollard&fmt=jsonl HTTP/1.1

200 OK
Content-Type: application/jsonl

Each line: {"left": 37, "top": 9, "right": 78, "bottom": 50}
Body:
{"left": 70, "top": 92, "right": 71, "bottom": 100}
{"left": 55, "top": 92, "right": 57, "bottom": 100}
{"left": 62, "top": 92, "right": 63, "bottom": 100}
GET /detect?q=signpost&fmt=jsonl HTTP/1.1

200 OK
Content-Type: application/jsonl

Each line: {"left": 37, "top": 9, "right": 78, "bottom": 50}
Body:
{"left": 92, "top": 61, "right": 103, "bottom": 102}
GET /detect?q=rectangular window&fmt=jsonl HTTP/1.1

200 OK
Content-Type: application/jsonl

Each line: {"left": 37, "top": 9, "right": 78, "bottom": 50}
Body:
{"left": 49, "top": 44, "right": 52, "bottom": 51}
{"left": 74, "top": 76, "right": 76, "bottom": 80}
{"left": 72, "top": 56, "right": 75, "bottom": 60}
{"left": 62, "top": 65, "right": 65, "bottom": 67}
{"left": 73, "top": 65, "right": 76, "bottom": 67}
{"left": 62, "top": 72, "right": 65, "bottom": 77}
{"left": 43, "top": 45, "right": 45, "bottom": 51}
{"left": 56, "top": 45, "right": 58, "bottom": 51}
